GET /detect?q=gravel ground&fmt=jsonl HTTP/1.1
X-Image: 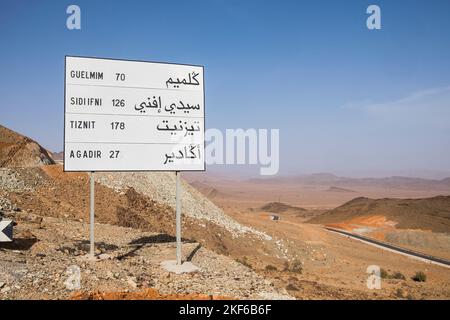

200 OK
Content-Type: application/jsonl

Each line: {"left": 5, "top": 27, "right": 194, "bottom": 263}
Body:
{"left": 0, "top": 215, "right": 291, "bottom": 300}
{"left": 0, "top": 168, "right": 46, "bottom": 193}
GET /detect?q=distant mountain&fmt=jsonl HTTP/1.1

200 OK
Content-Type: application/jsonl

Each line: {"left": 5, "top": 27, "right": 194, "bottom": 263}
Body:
{"left": 248, "top": 173, "right": 340, "bottom": 185}
{"left": 50, "top": 151, "right": 64, "bottom": 161}
{"left": 248, "top": 173, "right": 450, "bottom": 191}
{"left": 0, "top": 124, "right": 54, "bottom": 167}
{"left": 326, "top": 186, "right": 356, "bottom": 193}
{"left": 308, "top": 195, "right": 450, "bottom": 233}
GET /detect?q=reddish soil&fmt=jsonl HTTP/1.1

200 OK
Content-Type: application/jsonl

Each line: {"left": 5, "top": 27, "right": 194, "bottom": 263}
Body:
{"left": 71, "top": 288, "right": 233, "bottom": 300}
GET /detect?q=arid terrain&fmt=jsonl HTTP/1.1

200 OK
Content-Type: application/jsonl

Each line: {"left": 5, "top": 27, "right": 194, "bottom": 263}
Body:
{"left": 184, "top": 171, "right": 450, "bottom": 299}
{"left": 1, "top": 124, "right": 450, "bottom": 300}
{"left": 185, "top": 172, "right": 450, "bottom": 210}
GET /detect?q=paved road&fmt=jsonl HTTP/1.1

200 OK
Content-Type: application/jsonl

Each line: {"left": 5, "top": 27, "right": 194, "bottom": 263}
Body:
{"left": 325, "top": 227, "right": 450, "bottom": 269}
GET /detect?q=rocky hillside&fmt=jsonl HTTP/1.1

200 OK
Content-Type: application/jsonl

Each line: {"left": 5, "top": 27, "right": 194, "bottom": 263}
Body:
{"left": 308, "top": 196, "right": 450, "bottom": 233}
{"left": 0, "top": 125, "right": 274, "bottom": 258}
{"left": 0, "top": 165, "right": 280, "bottom": 260}
{"left": 95, "top": 172, "right": 270, "bottom": 240}
{"left": 0, "top": 126, "right": 294, "bottom": 299}
{"left": 0, "top": 213, "right": 290, "bottom": 299}
{"left": 0, "top": 125, "right": 54, "bottom": 167}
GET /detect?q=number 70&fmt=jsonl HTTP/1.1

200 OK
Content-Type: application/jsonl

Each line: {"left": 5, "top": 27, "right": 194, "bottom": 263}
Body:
{"left": 115, "top": 73, "right": 125, "bottom": 81}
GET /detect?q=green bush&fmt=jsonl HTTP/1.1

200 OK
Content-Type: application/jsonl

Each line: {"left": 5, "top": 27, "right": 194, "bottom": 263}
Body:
{"left": 282, "top": 260, "right": 303, "bottom": 274}
{"left": 412, "top": 271, "right": 427, "bottom": 282}
{"left": 265, "top": 264, "right": 278, "bottom": 271}
{"left": 395, "top": 288, "right": 404, "bottom": 298}
{"left": 290, "top": 260, "right": 303, "bottom": 274}
{"left": 236, "top": 256, "right": 252, "bottom": 269}
{"left": 380, "top": 268, "right": 389, "bottom": 279}
{"left": 286, "top": 283, "right": 299, "bottom": 291}
{"left": 390, "top": 272, "right": 406, "bottom": 280}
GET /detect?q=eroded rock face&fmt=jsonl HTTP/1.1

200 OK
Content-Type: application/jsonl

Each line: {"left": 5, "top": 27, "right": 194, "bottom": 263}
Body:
{"left": 0, "top": 125, "right": 55, "bottom": 168}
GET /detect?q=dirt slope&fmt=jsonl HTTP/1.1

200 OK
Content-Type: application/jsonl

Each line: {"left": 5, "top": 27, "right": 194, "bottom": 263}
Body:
{"left": 1, "top": 165, "right": 276, "bottom": 258}
{"left": 308, "top": 196, "right": 450, "bottom": 233}
{"left": 0, "top": 125, "right": 54, "bottom": 167}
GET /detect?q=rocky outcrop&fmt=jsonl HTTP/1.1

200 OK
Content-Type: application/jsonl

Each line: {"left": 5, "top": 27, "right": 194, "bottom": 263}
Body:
{"left": 0, "top": 125, "right": 54, "bottom": 167}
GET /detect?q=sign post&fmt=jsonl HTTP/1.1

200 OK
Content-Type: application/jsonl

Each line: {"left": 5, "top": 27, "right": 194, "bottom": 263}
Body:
{"left": 64, "top": 56, "right": 205, "bottom": 264}
{"left": 90, "top": 171, "right": 95, "bottom": 258}
{"left": 175, "top": 171, "right": 182, "bottom": 265}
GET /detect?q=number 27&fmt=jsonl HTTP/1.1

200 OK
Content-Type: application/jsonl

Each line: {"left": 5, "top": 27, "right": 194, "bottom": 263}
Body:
{"left": 109, "top": 150, "right": 120, "bottom": 158}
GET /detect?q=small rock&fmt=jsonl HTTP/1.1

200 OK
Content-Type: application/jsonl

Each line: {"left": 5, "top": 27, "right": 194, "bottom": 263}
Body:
{"left": 126, "top": 276, "right": 138, "bottom": 288}
{"left": 1, "top": 286, "right": 11, "bottom": 293}
{"left": 98, "top": 253, "right": 111, "bottom": 260}
{"left": 15, "top": 212, "right": 43, "bottom": 224}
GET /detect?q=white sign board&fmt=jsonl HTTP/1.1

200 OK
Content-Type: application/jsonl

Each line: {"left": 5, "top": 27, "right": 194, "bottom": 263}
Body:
{"left": 64, "top": 56, "right": 205, "bottom": 171}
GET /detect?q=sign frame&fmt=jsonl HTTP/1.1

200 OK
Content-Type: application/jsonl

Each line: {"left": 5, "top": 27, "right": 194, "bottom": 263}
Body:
{"left": 63, "top": 55, "right": 206, "bottom": 172}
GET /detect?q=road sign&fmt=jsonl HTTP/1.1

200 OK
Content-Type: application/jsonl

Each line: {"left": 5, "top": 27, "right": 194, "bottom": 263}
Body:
{"left": 64, "top": 56, "right": 205, "bottom": 172}
{"left": 0, "top": 220, "right": 13, "bottom": 242}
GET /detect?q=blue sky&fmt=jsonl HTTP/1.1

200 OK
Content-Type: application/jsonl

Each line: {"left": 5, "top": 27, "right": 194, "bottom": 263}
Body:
{"left": 1, "top": 0, "right": 450, "bottom": 177}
